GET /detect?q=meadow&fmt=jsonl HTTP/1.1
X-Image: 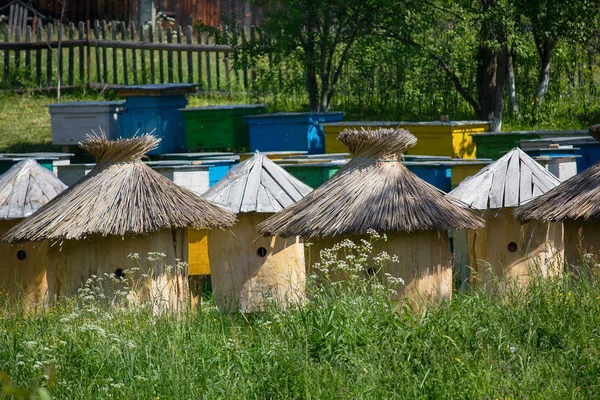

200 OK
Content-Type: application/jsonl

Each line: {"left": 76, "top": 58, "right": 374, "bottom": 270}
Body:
{"left": 0, "top": 241, "right": 599, "bottom": 399}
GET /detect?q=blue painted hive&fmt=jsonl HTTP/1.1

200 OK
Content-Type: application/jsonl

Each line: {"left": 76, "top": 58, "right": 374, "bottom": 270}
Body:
{"left": 245, "top": 112, "right": 344, "bottom": 154}
{"left": 203, "top": 159, "right": 238, "bottom": 187}
{"left": 115, "top": 84, "right": 197, "bottom": 155}
{"left": 403, "top": 162, "right": 452, "bottom": 193}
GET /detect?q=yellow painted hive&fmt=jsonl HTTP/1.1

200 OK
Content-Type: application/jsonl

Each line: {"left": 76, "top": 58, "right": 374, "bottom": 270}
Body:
{"left": 449, "top": 160, "right": 493, "bottom": 189}
{"left": 323, "top": 121, "right": 491, "bottom": 158}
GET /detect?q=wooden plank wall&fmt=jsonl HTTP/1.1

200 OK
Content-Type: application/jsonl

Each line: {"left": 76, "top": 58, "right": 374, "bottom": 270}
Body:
{"left": 0, "top": 0, "right": 261, "bottom": 27}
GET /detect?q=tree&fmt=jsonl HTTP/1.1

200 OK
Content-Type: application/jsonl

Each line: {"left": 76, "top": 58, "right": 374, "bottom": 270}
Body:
{"left": 515, "top": 0, "right": 600, "bottom": 109}
{"left": 248, "top": 0, "right": 389, "bottom": 112}
{"left": 381, "top": 0, "right": 517, "bottom": 131}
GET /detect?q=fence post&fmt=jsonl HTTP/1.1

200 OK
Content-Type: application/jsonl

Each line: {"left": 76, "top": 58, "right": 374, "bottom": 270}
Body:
{"left": 86, "top": 21, "right": 91, "bottom": 88}
{"left": 25, "top": 26, "right": 32, "bottom": 83}
{"left": 186, "top": 25, "right": 193, "bottom": 84}
{"left": 130, "top": 21, "right": 138, "bottom": 85}
{"left": 111, "top": 21, "right": 118, "bottom": 84}
{"left": 157, "top": 24, "right": 164, "bottom": 83}
{"left": 46, "top": 24, "right": 53, "bottom": 87}
{"left": 94, "top": 20, "right": 100, "bottom": 84}
{"left": 15, "top": 27, "right": 21, "bottom": 88}
{"left": 176, "top": 25, "right": 183, "bottom": 82}
{"left": 78, "top": 21, "right": 85, "bottom": 84}
{"left": 215, "top": 28, "right": 221, "bottom": 91}
{"left": 68, "top": 23, "right": 74, "bottom": 86}
{"left": 204, "top": 32, "right": 211, "bottom": 91}
{"left": 101, "top": 20, "right": 108, "bottom": 84}
{"left": 120, "top": 21, "right": 128, "bottom": 85}
{"left": 148, "top": 24, "right": 155, "bottom": 84}
{"left": 140, "top": 24, "right": 147, "bottom": 84}
{"left": 196, "top": 26, "right": 203, "bottom": 89}
{"left": 166, "top": 27, "right": 173, "bottom": 83}
{"left": 36, "top": 26, "right": 42, "bottom": 86}
{"left": 222, "top": 25, "right": 231, "bottom": 96}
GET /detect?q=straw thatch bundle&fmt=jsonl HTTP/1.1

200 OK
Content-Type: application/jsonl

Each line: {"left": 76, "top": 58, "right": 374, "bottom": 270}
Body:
{"left": 514, "top": 162, "right": 600, "bottom": 222}
{"left": 515, "top": 124, "right": 600, "bottom": 223}
{"left": 257, "top": 128, "right": 483, "bottom": 238}
{"left": 3, "top": 134, "right": 235, "bottom": 242}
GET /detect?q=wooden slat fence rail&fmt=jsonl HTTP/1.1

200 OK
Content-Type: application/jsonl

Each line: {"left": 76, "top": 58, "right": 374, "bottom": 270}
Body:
{"left": 0, "top": 20, "right": 251, "bottom": 92}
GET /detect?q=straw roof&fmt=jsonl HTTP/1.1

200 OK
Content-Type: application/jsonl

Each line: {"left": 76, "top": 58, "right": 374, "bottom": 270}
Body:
{"left": 257, "top": 128, "right": 483, "bottom": 238}
{"left": 203, "top": 152, "right": 313, "bottom": 214}
{"left": 3, "top": 134, "right": 235, "bottom": 243}
{"left": 515, "top": 124, "right": 600, "bottom": 222}
{"left": 0, "top": 159, "right": 67, "bottom": 220}
{"left": 448, "top": 148, "right": 560, "bottom": 210}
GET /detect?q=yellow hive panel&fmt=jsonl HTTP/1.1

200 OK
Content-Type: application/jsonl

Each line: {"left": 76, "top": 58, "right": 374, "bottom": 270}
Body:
{"left": 325, "top": 122, "right": 490, "bottom": 158}
{"left": 324, "top": 125, "right": 352, "bottom": 153}
{"left": 188, "top": 228, "right": 210, "bottom": 275}
{"left": 450, "top": 163, "right": 488, "bottom": 189}
{"left": 403, "top": 126, "right": 452, "bottom": 157}
{"left": 451, "top": 124, "right": 489, "bottom": 159}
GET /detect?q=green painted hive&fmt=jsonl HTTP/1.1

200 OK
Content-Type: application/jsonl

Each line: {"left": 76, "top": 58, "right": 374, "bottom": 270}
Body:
{"left": 181, "top": 105, "right": 266, "bottom": 152}
{"left": 0, "top": 157, "right": 56, "bottom": 175}
{"left": 472, "top": 132, "right": 540, "bottom": 160}
{"left": 282, "top": 161, "right": 346, "bottom": 188}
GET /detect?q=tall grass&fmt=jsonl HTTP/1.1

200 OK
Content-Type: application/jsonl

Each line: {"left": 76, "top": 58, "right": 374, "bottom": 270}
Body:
{"left": 1, "top": 239, "right": 600, "bottom": 399}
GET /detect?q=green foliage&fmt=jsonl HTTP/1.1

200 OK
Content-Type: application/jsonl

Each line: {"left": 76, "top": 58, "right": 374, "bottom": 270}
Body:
{"left": 242, "top": 0, "right": 394, "bottom": 112}
{"left": 2, "top": 243, "right": 600, "bottom": 398}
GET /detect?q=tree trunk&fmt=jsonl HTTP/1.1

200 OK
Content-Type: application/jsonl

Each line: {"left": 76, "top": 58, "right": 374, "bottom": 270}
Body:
{"left": 507, "top": 51, "right": 518, "bottom": 116}
{"left": 304, "top": 26, "right": 319, "bottom": 112}
{"left": 475, "top": 0, "right": 506, "bottom": 132}
{"left": 476, "top": 44, "right": 505, "bottom": 131}
{"left": 534, "top": 37, "right": 555, "bottom": 109}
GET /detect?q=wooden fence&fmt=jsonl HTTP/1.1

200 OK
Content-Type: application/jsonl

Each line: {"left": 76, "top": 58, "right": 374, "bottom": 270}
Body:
{"left": 0, "top": 20, "right": 254, "bottom": 92}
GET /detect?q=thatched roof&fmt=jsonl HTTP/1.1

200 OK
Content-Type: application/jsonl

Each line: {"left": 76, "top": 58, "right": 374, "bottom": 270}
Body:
{"left": 3, "top": 134, "right": 235, "bottom": 242}
{"left": 448, "top": 148, "right": 560, "bottom": 210}
{"left": 203, "top": 152, "right": 313, "bottom": 214}
{"left": 257, "top": 128, "right": 483, "bottom": 238}
{"left": 0, "top": 159, "right": 67, "bottom": 220}
{"left": 515, "top": 124, "right": 600, "bottom": 222}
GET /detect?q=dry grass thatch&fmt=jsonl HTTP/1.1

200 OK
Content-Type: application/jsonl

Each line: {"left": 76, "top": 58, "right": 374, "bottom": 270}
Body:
{"left": 515, "top": 124, "right": 600, "bottom": 222}
{"left": 257, "top": 128, "right": 483, "bottom": 238}
{"left": 0, "top": 159, "right": 67, "bottom": 220}
{"left": 514, "top": 159, "right": 600, "bottom": 222}
{"left": 3, "top": 134, "right": 236, "bottom": 243}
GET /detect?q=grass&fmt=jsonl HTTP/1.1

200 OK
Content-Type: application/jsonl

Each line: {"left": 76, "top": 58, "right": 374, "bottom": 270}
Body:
{"left": 1, "top": 240, "right": 600, "bottom": 399}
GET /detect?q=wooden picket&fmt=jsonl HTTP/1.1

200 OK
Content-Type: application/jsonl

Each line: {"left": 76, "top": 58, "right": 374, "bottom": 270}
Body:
{"left": 0, "top": 20, "right": 252, "bottom": 93}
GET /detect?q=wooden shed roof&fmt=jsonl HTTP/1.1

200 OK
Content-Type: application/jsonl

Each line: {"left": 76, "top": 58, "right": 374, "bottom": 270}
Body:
{"left": 203, "top": 152, "right": 313, "bottom": 214}
{"left": 448, "top": 148, "right": 560, "bottom": 210}
{"left": 0, "top": 159, "right": 67, "bottom": 220}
